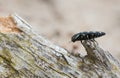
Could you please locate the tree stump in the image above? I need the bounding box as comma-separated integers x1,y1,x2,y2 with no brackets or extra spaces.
0,14,120,78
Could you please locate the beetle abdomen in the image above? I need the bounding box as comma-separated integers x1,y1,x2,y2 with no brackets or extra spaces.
71,31,105,42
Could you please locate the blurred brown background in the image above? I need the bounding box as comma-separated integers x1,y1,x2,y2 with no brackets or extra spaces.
0,0,120,60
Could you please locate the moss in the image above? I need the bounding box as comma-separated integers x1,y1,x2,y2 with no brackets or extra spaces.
0,48,12,63
0,49,20,77
77,61,83,68
0,57,4,63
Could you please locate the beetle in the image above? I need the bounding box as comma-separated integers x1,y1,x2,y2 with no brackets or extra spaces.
71,31,105,42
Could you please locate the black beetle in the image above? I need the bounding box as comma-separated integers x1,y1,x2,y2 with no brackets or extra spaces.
71,31,105,42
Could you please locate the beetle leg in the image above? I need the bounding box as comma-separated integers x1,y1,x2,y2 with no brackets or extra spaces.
92,39,98,47
93,39,98,45
81,40,84,45
88,39,93,45
89,39,97,47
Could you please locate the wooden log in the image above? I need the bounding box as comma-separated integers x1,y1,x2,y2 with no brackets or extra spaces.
0,14,119,78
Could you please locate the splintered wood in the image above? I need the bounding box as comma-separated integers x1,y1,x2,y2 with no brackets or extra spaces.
0,16,21,33
0,14,120,78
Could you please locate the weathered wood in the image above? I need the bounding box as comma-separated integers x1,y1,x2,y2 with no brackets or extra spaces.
0,14,119,78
